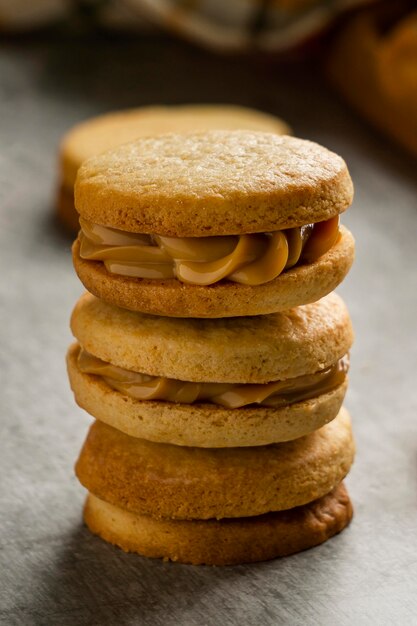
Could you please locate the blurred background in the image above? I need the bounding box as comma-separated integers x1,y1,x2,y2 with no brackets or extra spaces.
2,0,417,155
1,1,417,624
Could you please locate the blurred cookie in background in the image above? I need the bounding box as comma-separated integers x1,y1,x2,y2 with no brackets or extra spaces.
328,2,417,157
57,104,290,233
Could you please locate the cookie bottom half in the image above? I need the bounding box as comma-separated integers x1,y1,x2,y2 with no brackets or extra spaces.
75,409,354,520
67,344,348,447
84,483,352,566
72,226,354,318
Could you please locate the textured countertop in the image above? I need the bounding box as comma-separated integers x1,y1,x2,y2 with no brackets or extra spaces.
1,33,416,626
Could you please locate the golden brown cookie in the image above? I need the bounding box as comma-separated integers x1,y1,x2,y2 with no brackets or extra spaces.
70,292,353,383
67,344,348,447
58,105,290,233
83,483,353,565
75,132,352,236
72,226,354,317
68,291,353,446
72,130,354,316
61,105,291,191
75,408,354,520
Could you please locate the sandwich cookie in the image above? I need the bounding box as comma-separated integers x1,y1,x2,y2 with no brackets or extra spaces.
58,105,290,232
75,407,355,520
83,483,353,566
68,292,353,447
73,131,355,317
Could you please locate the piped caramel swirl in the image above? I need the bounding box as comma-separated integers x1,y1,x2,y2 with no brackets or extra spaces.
77,348,348,409
79,216,340,286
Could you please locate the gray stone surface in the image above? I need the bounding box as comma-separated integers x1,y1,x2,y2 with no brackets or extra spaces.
1,34,416,626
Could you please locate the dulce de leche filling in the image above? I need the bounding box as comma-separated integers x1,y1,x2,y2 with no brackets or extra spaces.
77,347,348,409
78,215,341,286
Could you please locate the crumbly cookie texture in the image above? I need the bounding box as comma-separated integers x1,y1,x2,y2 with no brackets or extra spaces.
75,408,354,520
70,291,353,384
72,225,354,319
74,131,353,236
83,483,353,566
67,344,347,447
60,105,291,189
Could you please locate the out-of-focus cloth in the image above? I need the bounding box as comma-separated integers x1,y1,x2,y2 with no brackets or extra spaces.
1,0,376,52
0,0,68,30
125,0,377,51
328,3,417,157
0,0,152,32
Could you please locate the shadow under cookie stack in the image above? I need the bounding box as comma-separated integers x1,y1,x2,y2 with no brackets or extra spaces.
67,130,356,565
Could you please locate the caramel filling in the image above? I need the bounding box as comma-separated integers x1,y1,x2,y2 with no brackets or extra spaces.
78,216,340,286
77,348,348,409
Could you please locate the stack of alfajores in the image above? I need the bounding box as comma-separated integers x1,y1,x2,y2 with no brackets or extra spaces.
67,131,356,565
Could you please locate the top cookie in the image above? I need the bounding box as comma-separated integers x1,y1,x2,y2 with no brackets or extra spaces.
75,131,353,237
60,105,290,190
70,291,352,383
